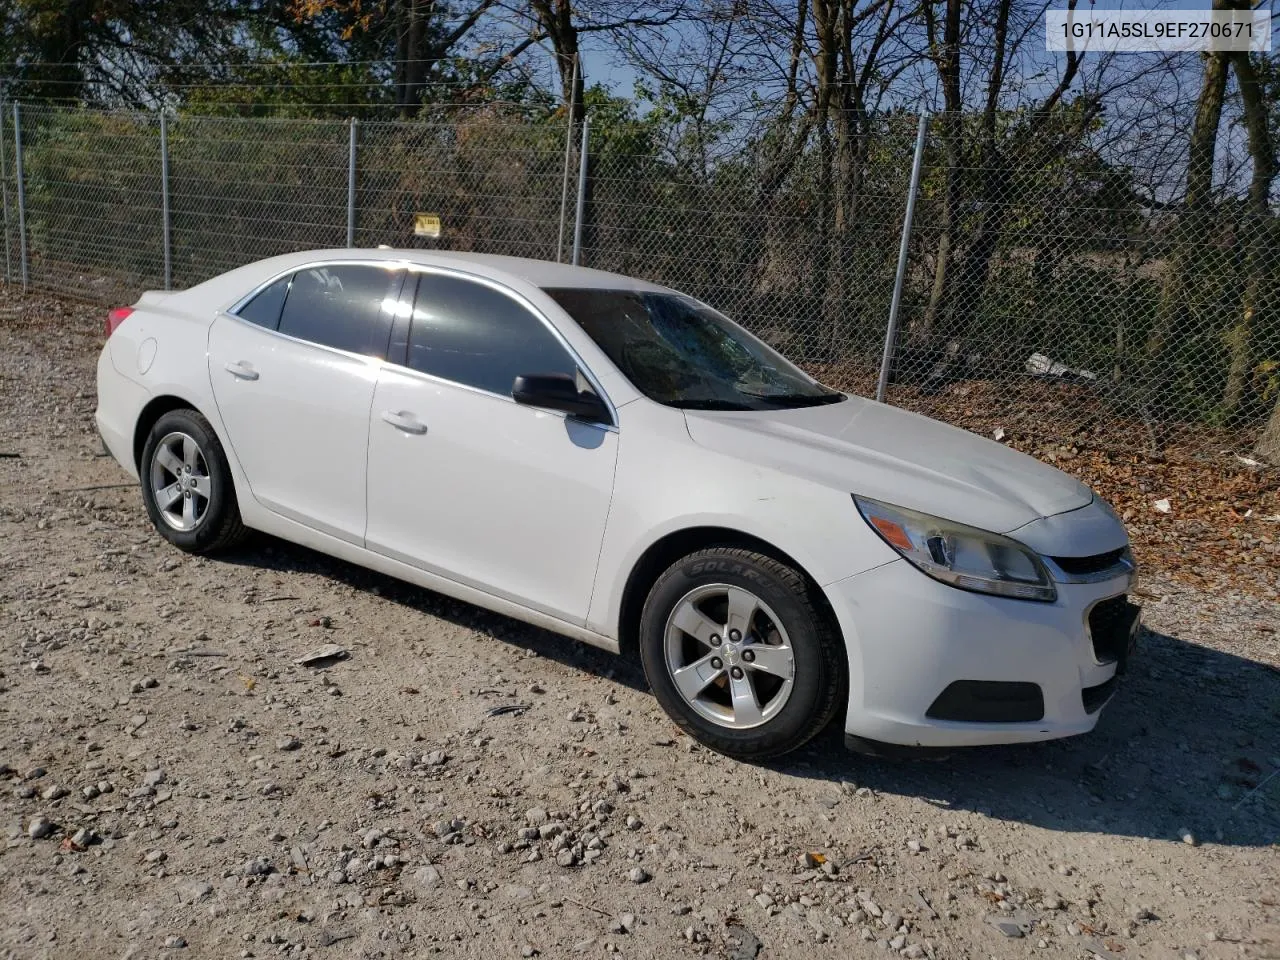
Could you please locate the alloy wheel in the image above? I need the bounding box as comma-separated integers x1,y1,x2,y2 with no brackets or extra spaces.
663,583,796,729
149,431,212,532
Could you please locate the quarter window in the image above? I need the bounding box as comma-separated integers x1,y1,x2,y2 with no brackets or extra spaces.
235,275,290,329
405,273,577,396
276,264,402,358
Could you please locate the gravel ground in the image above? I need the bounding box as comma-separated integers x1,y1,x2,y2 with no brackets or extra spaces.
1,287,1278,960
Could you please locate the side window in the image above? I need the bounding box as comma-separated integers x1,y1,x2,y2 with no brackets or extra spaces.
405,273,578,395
236,275,291,329
277,264,402,358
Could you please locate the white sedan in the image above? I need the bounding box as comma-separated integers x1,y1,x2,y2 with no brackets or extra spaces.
95,249,1140,758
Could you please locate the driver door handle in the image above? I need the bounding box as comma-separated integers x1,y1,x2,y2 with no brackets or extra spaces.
224,361,259,381
381,410,428,435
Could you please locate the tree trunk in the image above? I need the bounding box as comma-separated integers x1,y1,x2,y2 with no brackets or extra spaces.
395,0,431,115
917,0,963,340
1224,51,1277,419
1258,397,1280,461
1147,49,1228,364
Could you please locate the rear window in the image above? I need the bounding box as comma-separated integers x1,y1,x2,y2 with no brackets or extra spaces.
236,275,290,329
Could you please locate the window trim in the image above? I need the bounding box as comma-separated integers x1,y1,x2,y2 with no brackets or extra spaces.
224,258,618,429
224,259,409,364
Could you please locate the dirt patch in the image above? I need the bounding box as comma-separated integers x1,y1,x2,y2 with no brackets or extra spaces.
1,285,1278,959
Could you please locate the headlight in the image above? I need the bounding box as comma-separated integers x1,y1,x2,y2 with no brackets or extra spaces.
854,496,1057,602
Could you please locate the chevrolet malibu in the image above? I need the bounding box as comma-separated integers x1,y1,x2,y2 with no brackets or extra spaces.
95,249,1140,759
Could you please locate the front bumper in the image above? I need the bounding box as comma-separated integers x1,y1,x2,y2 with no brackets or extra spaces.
827,558,1136,748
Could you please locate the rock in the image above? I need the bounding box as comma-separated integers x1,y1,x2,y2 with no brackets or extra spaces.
755,893,775,910
618,914,636,934
889,935,906,950
163,935,187,949
41,784,67,801
994,921,1024,938
295,644,349,667
1179,829,1198,846
363,828,385,849
628,866,650,884
525,807,549,827
144,769,167,788
70,828,95,847
1041,897,1065,911
625,815,642,831
240,857,273,877
81,785,100,801
1132,906,1156,921
902,946,925,958
906,839,923,854
277,736,301,751
145,849,168,863
414,865,442,890
180,881,213,904
860,899,882,918
882,911,902,932
27,816,53,840
521,947,539,958
556,849,577,867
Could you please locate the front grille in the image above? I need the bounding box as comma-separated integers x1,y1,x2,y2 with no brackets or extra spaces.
1088,594,1140,665
1051,547,1129,577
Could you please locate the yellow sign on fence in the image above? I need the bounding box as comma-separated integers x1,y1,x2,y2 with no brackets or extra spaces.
413,213,442,239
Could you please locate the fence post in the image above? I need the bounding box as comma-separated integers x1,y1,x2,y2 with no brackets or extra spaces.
571,113,590,267
160,113,172,290
0,90,11,284
347,119,358,248
556,58,579,263
875,113,928,404
12,101,27,292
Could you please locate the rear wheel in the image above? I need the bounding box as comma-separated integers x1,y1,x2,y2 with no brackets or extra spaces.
139,409,247,553
639,547,844,759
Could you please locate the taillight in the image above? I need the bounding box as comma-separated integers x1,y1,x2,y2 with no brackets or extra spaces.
106,307,134,338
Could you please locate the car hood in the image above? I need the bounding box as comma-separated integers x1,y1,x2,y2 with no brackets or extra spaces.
683,397,1094,534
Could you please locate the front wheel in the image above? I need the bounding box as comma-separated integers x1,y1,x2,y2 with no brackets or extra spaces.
638,547,845,759
139,408,247,553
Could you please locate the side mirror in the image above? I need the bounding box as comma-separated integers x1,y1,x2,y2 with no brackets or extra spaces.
511,373,611,424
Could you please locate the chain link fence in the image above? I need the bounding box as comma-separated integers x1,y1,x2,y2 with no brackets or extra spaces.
0,100,1275,461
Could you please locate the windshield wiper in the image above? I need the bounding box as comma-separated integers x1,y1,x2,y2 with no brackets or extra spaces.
671,398,756,411
739,392,846,408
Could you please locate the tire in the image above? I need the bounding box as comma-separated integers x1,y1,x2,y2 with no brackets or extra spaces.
638,547,845,759
139,408,248,554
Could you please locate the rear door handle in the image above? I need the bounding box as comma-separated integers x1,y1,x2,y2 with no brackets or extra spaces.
224,361,259,381
381,410,428,435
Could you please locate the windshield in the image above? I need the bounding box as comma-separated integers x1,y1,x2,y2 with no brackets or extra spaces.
544,288,844,411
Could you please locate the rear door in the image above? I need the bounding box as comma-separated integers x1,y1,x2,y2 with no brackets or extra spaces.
208,262,405,543
364,270,618,623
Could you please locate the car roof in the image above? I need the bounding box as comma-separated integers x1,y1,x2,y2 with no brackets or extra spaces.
238,248,674,294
